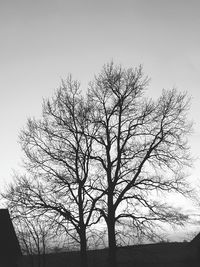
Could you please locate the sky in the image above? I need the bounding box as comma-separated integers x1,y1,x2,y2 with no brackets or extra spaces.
0,0,200,239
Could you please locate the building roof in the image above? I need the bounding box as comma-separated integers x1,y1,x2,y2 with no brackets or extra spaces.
191,232,200,246
0,209,22,261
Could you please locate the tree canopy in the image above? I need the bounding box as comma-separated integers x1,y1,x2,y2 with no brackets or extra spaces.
3,62,193,267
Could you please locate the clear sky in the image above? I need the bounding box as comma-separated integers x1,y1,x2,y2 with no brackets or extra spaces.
0,0,200,238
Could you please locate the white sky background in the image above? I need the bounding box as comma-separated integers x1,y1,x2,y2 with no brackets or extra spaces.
0,0,200,239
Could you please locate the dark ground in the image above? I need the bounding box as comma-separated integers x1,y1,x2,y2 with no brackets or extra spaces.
21,242,200,267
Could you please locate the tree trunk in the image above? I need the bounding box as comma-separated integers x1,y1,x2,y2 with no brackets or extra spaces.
80,228,88,267
42,241,46,267
37,247,41,267
78,185,88,267
107,204,117,267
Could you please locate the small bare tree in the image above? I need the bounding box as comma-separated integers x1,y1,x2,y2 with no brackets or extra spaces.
13,214,55,267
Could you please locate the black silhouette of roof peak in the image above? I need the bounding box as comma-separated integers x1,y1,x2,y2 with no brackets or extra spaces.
191,232,200,246
0,208,22,259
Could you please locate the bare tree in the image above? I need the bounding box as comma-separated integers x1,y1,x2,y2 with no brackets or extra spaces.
87,62,192,266
2,62,193,267
12,213,55,267
3,77,101,267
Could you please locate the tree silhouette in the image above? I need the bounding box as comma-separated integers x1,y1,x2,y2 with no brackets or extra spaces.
3,62,193,267
4,78,102,267
87,62,192,266
12,213,55,267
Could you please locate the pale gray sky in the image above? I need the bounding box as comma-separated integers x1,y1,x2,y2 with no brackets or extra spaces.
0,0,200,231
